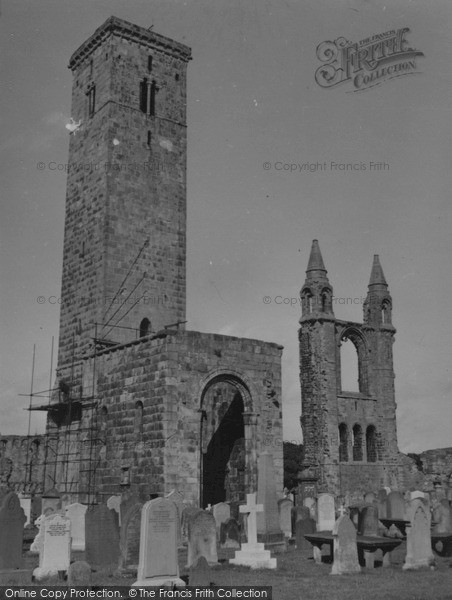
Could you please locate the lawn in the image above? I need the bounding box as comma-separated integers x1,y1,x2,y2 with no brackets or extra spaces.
6,541,452,600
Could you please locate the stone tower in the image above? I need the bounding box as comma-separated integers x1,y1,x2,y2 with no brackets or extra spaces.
57,16,191,373
43,17,283,504
299,240,401,498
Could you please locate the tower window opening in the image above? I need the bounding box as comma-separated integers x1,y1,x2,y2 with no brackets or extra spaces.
89,59,93,76
382,300,391,324
86,85,96,117
139,78,148,113
147,56,153,72
175,73,180,81
134,401,144,436
147,131,152,147
339,423,348,462
139,317,151,337
352,424,363,461
366,425,377,462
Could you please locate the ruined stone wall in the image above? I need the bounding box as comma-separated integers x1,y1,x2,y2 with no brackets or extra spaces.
78,329,283,505
0,435,45,494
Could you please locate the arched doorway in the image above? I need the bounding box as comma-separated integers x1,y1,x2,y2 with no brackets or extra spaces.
199,374,255,508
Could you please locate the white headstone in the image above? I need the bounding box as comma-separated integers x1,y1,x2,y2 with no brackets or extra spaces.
331,514,361,575
132,497,185,588
403,498,435,570
19,496,32,526
65,503,87,551
229,493,276,569
317,493,336,531
303,496,317,520
33,513,71,581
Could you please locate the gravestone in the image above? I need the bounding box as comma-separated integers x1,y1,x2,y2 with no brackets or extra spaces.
181,506,202,545
317,493,335,531
295,517,316,558
303,497,317,521
0,492,26,570
67,561,92,587
212,502,230,537
85,504,120,571
364,492,376,504
358,505,379,536
132,497,185,587
189,556,211,587
292,505,310,535
19,496,32,526
410,490,426,500
256,452,285,550
220,518,241,549
278,498,293,538
432,499,452,534
165,491,185,545
187,510,218,568
229,493,276,569
65,503,87,551
119,502,143,572
358,505,380,568
330,515,361,575
377,489,388,519
41,488,61,515
33,513,71,581
107,496,122,526
387,491,406,520
403,498,435,570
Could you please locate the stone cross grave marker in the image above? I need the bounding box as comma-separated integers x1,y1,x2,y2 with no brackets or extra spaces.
33,513,71,581
330,514,361,575
278,498,293,538
132,497,185,588
65,502,87,551
85,504,120,571
187,510,218,568
403,498,435,570
317,493,336,531
0,491,26,570
229,493,276,569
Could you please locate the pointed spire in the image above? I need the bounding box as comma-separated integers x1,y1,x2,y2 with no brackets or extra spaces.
306,239,326,274
368,255,387,287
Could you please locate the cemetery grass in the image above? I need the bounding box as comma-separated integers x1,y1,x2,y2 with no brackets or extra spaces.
20,542,452,600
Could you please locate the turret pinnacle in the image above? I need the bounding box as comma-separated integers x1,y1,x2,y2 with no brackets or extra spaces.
300,240,334,318
368,255,387,287
306,239,327,274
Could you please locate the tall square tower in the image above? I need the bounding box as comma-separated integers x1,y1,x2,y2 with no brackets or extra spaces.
57,17,191,371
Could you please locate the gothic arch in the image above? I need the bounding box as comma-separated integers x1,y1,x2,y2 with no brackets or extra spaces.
338,326,370,395
198,369,258,507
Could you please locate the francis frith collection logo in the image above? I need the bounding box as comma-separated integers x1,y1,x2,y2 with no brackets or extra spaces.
315,27,424,92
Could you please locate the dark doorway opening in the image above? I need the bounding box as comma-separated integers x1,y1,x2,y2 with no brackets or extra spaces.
202,391,244,507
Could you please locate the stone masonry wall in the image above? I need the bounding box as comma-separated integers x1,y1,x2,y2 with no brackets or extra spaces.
79,329,283,505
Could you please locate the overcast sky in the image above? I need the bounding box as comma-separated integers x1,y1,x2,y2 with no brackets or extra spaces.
1,0,451,454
